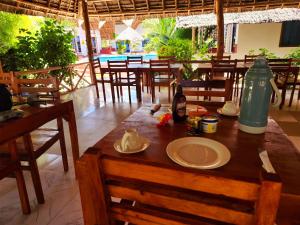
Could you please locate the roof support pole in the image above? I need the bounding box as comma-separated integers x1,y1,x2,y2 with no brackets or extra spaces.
192,27,196,52
82,0,99,98
215,0,224,59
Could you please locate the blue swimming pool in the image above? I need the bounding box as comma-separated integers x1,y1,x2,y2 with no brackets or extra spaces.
96,53,157,63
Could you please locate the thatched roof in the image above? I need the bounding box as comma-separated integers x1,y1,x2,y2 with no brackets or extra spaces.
176,8,300,27
0,0,299,21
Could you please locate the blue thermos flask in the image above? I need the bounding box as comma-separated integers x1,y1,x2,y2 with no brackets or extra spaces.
238,57,281,134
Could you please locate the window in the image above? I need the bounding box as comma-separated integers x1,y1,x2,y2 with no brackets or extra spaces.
280,21,300,47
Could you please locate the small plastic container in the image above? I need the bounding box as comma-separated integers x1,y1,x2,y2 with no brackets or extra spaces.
201,116,218,133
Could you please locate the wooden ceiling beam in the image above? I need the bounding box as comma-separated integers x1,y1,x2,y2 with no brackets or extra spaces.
105,1,110,12
58,0,62,9
67,0,72,12
11,0,76,14
0,2,74,18
132,0,136,11
87,0,300,17
117,0,122,11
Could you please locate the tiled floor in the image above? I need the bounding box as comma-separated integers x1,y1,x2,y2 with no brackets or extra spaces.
0,85,299,225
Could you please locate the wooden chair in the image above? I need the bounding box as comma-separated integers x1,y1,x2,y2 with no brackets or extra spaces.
211,55,231,60
127,55,143,64
158,55,176,62
268,58,292,109
211,59,237,80
0,141,31,214
180,79,233,106
244,55,260,64
107,60,138,104
0,73,68,204
210,59,237,99
77,148,282,225
149,59,175,103
127,56,148,93
289,74,300,106
92,58,110,102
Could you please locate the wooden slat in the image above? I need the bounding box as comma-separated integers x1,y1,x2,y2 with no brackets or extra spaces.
183,90,227,97
102,158,260,201
20,87,57,93
255,174,282,225
108,185,254,224
17,78,55,85
111,204,218,225
76,156,110,225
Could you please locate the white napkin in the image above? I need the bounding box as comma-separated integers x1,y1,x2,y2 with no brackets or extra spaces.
259,150,276,174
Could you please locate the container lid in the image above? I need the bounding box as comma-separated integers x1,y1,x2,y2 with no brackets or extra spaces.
202,115,218,122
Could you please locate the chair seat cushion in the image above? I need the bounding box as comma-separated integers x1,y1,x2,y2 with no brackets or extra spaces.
0,129,59,156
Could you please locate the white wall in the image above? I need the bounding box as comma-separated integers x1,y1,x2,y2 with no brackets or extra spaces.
232,23,298,59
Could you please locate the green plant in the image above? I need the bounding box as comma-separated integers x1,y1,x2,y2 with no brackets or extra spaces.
195,38,216,60
285,47,300,65
0,12,42,55
0,20,76,79
247,48,278,59
116,41,126,54
158,39,192,60
143,18,177,52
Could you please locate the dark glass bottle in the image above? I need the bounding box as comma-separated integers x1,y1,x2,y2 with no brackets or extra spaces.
172,84,186,122
0,84,12,112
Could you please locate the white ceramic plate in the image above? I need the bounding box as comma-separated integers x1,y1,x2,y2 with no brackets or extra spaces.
166,137,231,169
114,136,150,154
217,108,239,116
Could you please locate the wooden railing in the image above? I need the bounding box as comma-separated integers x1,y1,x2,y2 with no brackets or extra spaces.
14,62,93,94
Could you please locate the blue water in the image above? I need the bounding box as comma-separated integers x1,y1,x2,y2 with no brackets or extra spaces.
96,53,157,63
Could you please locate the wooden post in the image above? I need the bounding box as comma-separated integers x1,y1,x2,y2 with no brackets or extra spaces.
82,0,99,98
215,0,224,59
192,27,196,52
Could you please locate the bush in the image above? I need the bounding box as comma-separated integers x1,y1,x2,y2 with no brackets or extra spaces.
116,41,126,54
247,48,278,59
0,20,76,79
158,39,193,61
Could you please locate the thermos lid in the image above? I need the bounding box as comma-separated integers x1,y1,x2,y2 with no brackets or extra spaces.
252,56,268,68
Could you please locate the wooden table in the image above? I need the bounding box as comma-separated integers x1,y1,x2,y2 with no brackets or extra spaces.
81,105,300,224
100,63,182,102
0,100,79,172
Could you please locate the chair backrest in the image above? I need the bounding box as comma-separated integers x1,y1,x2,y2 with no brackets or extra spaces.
149,59,171,74
268,59,292,86
77,149,282,225
0,71,18,94
0,61,3,74
92,58,102,72
244,55,260,63
14,75,60,103
107,60,128,76
211,59,237,79
127,55,143,64
211,55,231,60
181,79,233,106
268,58,292,69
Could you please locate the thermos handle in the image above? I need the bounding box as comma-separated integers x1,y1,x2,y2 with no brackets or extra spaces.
270,78,282,107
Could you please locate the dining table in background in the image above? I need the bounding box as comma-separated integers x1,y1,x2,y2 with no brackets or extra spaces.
78,105,300,224
0,100,80,174
99,62,183,102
